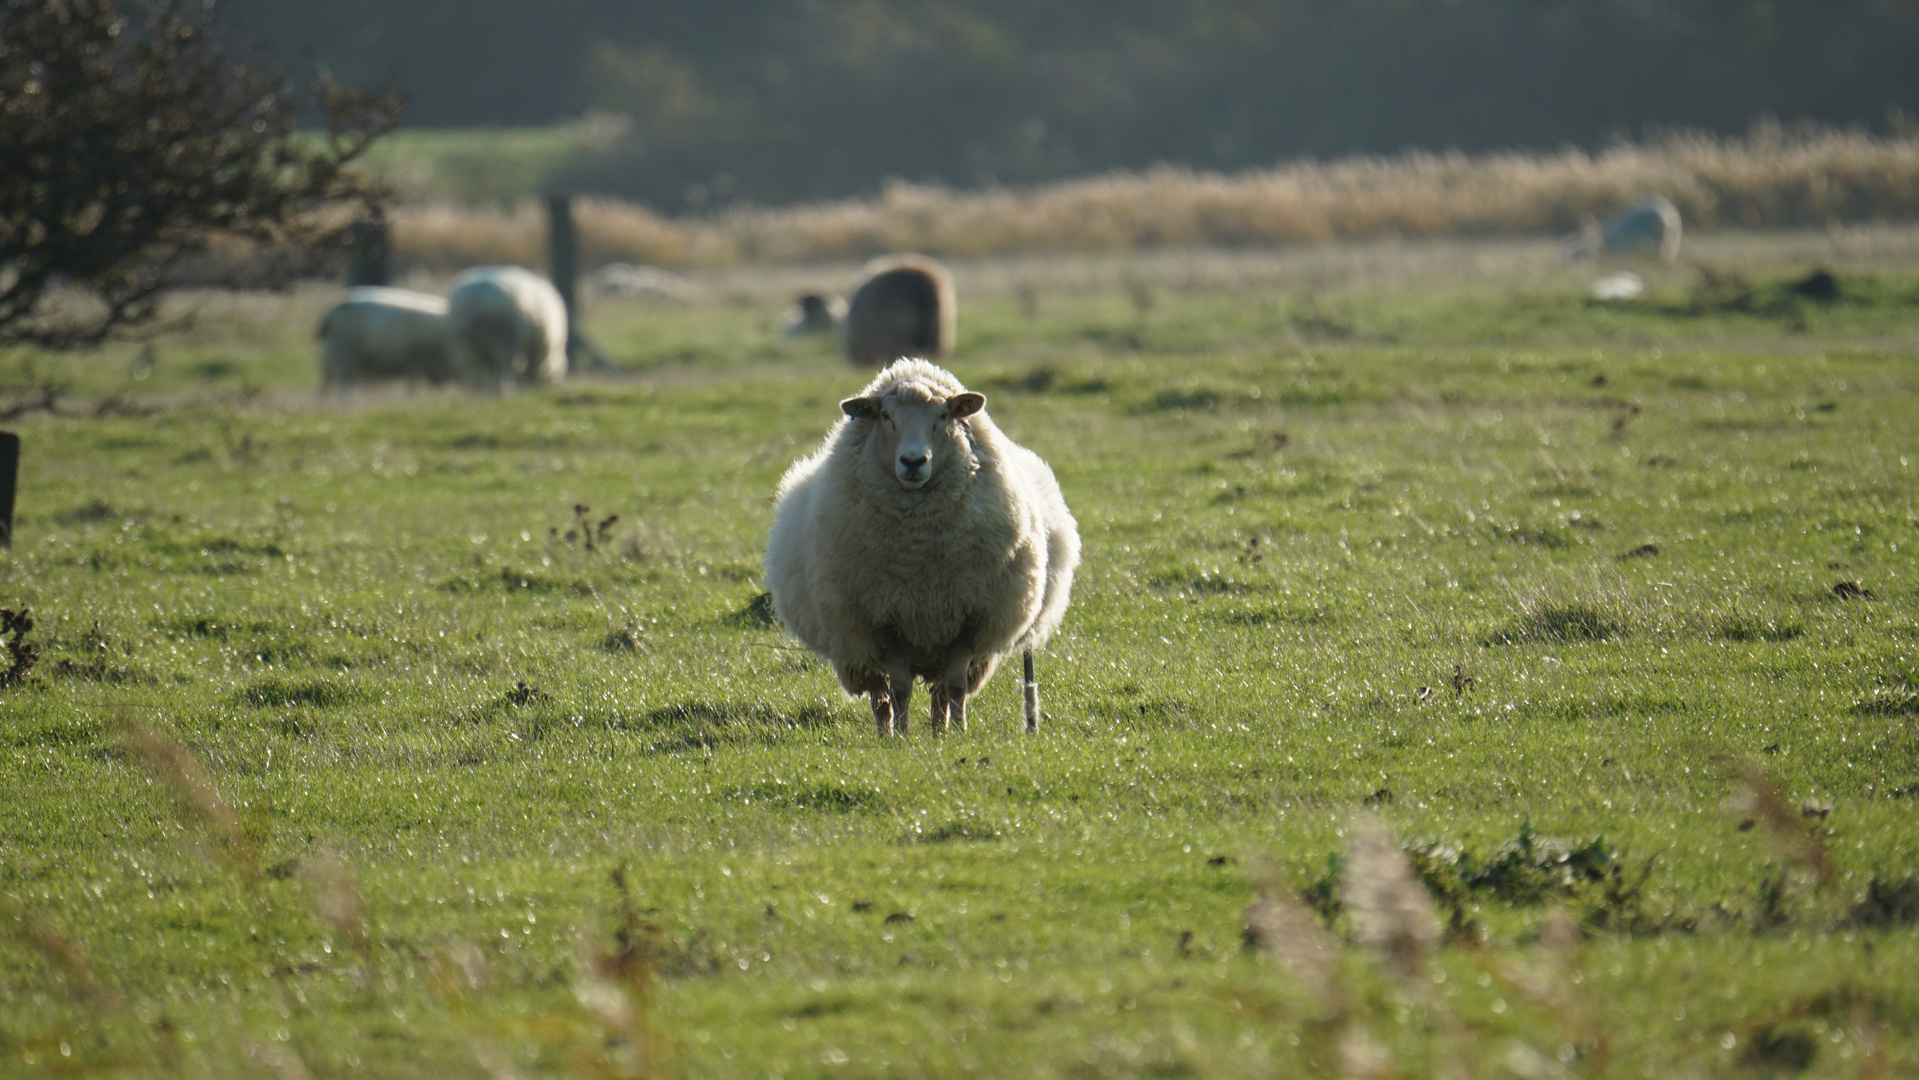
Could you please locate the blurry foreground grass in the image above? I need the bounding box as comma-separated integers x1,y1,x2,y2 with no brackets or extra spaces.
0,235,1916,1077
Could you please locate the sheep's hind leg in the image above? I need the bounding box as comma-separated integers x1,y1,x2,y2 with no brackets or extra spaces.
927,684,950,734
1022,649,1040,733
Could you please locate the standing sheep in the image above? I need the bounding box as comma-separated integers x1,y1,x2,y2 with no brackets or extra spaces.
445,266,569,391
765,358,1079,736
842,255,956,367
316,287,454,391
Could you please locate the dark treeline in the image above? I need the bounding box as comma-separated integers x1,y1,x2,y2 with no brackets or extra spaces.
218,0,1919,211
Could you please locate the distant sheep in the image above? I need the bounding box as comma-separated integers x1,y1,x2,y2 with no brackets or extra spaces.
782,292,846,340
1566,196,1683,262
765,358,1079,736
316,287,454,391
590,262,695,303
445,266,569,391
843,255,956,367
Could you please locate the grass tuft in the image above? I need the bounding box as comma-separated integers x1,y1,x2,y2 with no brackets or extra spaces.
1484,602,1621,645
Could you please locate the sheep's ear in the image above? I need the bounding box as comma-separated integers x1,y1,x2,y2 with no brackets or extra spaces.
949,392,985,418
840,396,877,419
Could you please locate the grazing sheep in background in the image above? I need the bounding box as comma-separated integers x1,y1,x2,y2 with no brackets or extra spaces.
843,255,956,367
782,292,846,340
445,266,569,391
590,262,695,303
316,287,454,392
765,358,1079,736
1565,196,1683,262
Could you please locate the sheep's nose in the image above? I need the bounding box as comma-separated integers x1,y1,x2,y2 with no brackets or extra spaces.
899,452,929,471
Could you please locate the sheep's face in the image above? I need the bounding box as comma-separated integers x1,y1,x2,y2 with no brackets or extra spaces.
841,389,985,490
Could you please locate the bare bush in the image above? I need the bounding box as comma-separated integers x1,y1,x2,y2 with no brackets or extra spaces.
0,0,402,347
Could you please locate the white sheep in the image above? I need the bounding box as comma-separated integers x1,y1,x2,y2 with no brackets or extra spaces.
445,266,569,391
765,358,1079,736
315,287,454,391
842,255,956,367
1565,196,1683,262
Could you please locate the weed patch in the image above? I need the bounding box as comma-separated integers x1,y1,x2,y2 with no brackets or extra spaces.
729,782,885,813
1847,873,1919,927
1484,603,1621,645
233,677,360,709
724,591,778,628
1715,614,1804,643
0,608,41,688
908,818,1005,844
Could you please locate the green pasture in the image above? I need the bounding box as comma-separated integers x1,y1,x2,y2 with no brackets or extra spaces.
1,243,1917,1078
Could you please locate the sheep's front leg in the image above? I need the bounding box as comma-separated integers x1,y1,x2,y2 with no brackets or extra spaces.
885,657,915,737
869,690,895,738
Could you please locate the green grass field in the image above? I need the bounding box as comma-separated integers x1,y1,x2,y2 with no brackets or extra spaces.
2,235,1917,1078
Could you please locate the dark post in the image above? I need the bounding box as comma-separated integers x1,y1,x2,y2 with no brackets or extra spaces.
545,194,609,371
0,431,18,548
546,194,580,363
344,215,391,287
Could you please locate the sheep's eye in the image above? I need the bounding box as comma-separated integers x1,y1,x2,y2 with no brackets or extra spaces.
880,411,891,423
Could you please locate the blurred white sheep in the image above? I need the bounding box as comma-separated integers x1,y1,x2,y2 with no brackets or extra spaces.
315,287,454,392
445,266,568,391
1565,196,1683,262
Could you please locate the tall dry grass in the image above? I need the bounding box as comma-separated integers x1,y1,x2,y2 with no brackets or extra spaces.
389,124,1919,272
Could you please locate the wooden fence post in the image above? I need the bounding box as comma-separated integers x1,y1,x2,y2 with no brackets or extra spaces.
0,431,18,548
545,194,610,371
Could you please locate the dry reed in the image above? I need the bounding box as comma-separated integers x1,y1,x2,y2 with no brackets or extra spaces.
1342,815,1441,983
1714,754,1834,887
120,716,255,875
387,126,1919,272
1,894,118,1007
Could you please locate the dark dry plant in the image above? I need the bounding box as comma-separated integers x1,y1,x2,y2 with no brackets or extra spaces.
552,503,622,552
0,606,39,687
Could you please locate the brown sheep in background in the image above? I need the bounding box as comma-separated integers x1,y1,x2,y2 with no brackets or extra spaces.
843,254,956,367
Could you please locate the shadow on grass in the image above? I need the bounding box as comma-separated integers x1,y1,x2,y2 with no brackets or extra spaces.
904,817,1005,844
